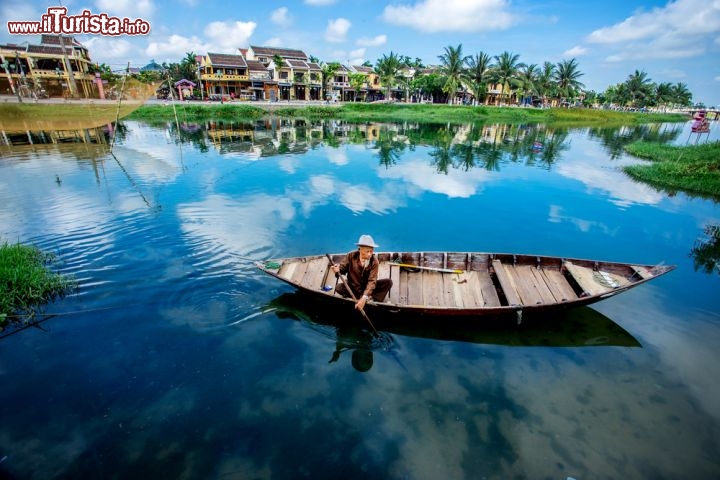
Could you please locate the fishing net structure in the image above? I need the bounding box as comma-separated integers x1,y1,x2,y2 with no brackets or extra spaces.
0,75,160,133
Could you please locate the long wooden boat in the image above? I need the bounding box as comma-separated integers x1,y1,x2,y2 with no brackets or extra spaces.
256,252,675,320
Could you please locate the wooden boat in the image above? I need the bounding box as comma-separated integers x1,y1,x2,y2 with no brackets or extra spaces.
256,252,675,320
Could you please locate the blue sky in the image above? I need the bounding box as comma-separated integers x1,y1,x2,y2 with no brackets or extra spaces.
2,0,719,105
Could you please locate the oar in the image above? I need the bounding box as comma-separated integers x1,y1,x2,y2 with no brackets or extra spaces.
392,263,464,274
325,253,379,337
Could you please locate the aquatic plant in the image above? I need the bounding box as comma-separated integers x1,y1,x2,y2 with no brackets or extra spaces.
0,241,77,326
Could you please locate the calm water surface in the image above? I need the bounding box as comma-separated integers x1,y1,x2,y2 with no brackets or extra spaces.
1,117,719,479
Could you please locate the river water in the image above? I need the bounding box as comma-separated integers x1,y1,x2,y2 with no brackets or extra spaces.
0,117,718,479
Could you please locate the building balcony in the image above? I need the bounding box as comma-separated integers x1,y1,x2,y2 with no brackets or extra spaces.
331,81,350,88
202,73,249,81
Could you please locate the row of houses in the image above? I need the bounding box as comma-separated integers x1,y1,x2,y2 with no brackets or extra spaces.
195,46,387,102
0,36,522,104
0,36,386,102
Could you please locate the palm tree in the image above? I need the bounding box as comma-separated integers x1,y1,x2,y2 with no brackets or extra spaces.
174,51,198,83
654,82,674,109
375,51,402,100
671,82,692,107
516,63,539,106
553,58,585,105
535,61,556,107
490,51,524,105
624,70,652,108
438,44,469,104
464,52,492,105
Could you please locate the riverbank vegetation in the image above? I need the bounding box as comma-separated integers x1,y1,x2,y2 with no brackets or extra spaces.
0,241,76,327
127,102,687,125
623,141,720,199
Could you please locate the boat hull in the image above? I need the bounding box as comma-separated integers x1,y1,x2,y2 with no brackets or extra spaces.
257,252,675,319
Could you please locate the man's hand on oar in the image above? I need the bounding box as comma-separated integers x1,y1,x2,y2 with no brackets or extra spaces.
326,253,379,336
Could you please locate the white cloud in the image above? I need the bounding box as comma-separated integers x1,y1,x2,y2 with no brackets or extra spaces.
146,34,212,59
264,37,283,47
379,158,491,198
204,20,256,50
304,0,335,5
658,68,687,80
562,45,588,58
84,36,138,60
585,0,720,61
325,18,351,43
587,0,720,44
357,34,387,47
348,48,366,65
271,7,293,26
326,149,348,166
382,0,514,33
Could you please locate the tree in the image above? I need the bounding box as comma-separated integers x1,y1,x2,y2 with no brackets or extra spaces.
321,61,340,100
654,82,674,109
516,63,539,105
177,51,198,81
375,52,402,100
349,72,366,101
412,73,444,103
490,51,524,105
624,70,653,107
535,61,556,107
438,44,469,105
671,82,692,107
553,58,585,104
464,52,492,105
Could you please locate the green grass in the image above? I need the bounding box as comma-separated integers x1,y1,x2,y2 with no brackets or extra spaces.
623,141,720,199
128,102,687,125
128,103,267,121
0,241,77,326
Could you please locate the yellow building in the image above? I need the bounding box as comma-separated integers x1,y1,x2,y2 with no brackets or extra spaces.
0,34,96,99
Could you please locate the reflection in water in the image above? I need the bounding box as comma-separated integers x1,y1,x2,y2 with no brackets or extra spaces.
2,118,687,175
691,223,720,275
1,116,719,479
587,123,683,159
268,291,641,355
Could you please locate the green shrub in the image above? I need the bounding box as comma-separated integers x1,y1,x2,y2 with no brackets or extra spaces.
0,241,77,325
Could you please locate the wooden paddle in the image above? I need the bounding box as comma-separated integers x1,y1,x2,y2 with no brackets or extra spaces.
392,263,464,274
325,253,379,337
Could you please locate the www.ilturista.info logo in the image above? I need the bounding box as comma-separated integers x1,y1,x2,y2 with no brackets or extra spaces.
7,7,151,36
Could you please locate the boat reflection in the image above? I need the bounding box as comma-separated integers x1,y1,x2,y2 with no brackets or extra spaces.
267,291,642,355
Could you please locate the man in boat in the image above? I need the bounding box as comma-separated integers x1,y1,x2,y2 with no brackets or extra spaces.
330,234,393,309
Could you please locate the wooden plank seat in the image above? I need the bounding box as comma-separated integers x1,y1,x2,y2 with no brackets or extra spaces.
539,268,578,302
491,259,523,306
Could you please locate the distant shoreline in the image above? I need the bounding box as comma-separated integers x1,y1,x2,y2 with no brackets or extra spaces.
0,95,690,131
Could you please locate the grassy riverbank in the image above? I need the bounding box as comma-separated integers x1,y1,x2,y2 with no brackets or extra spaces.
0,241,76,326
0,101,687,131
623,141,720,199
128,102,687,125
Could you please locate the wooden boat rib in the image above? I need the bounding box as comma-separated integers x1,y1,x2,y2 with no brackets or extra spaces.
256,252,675,318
